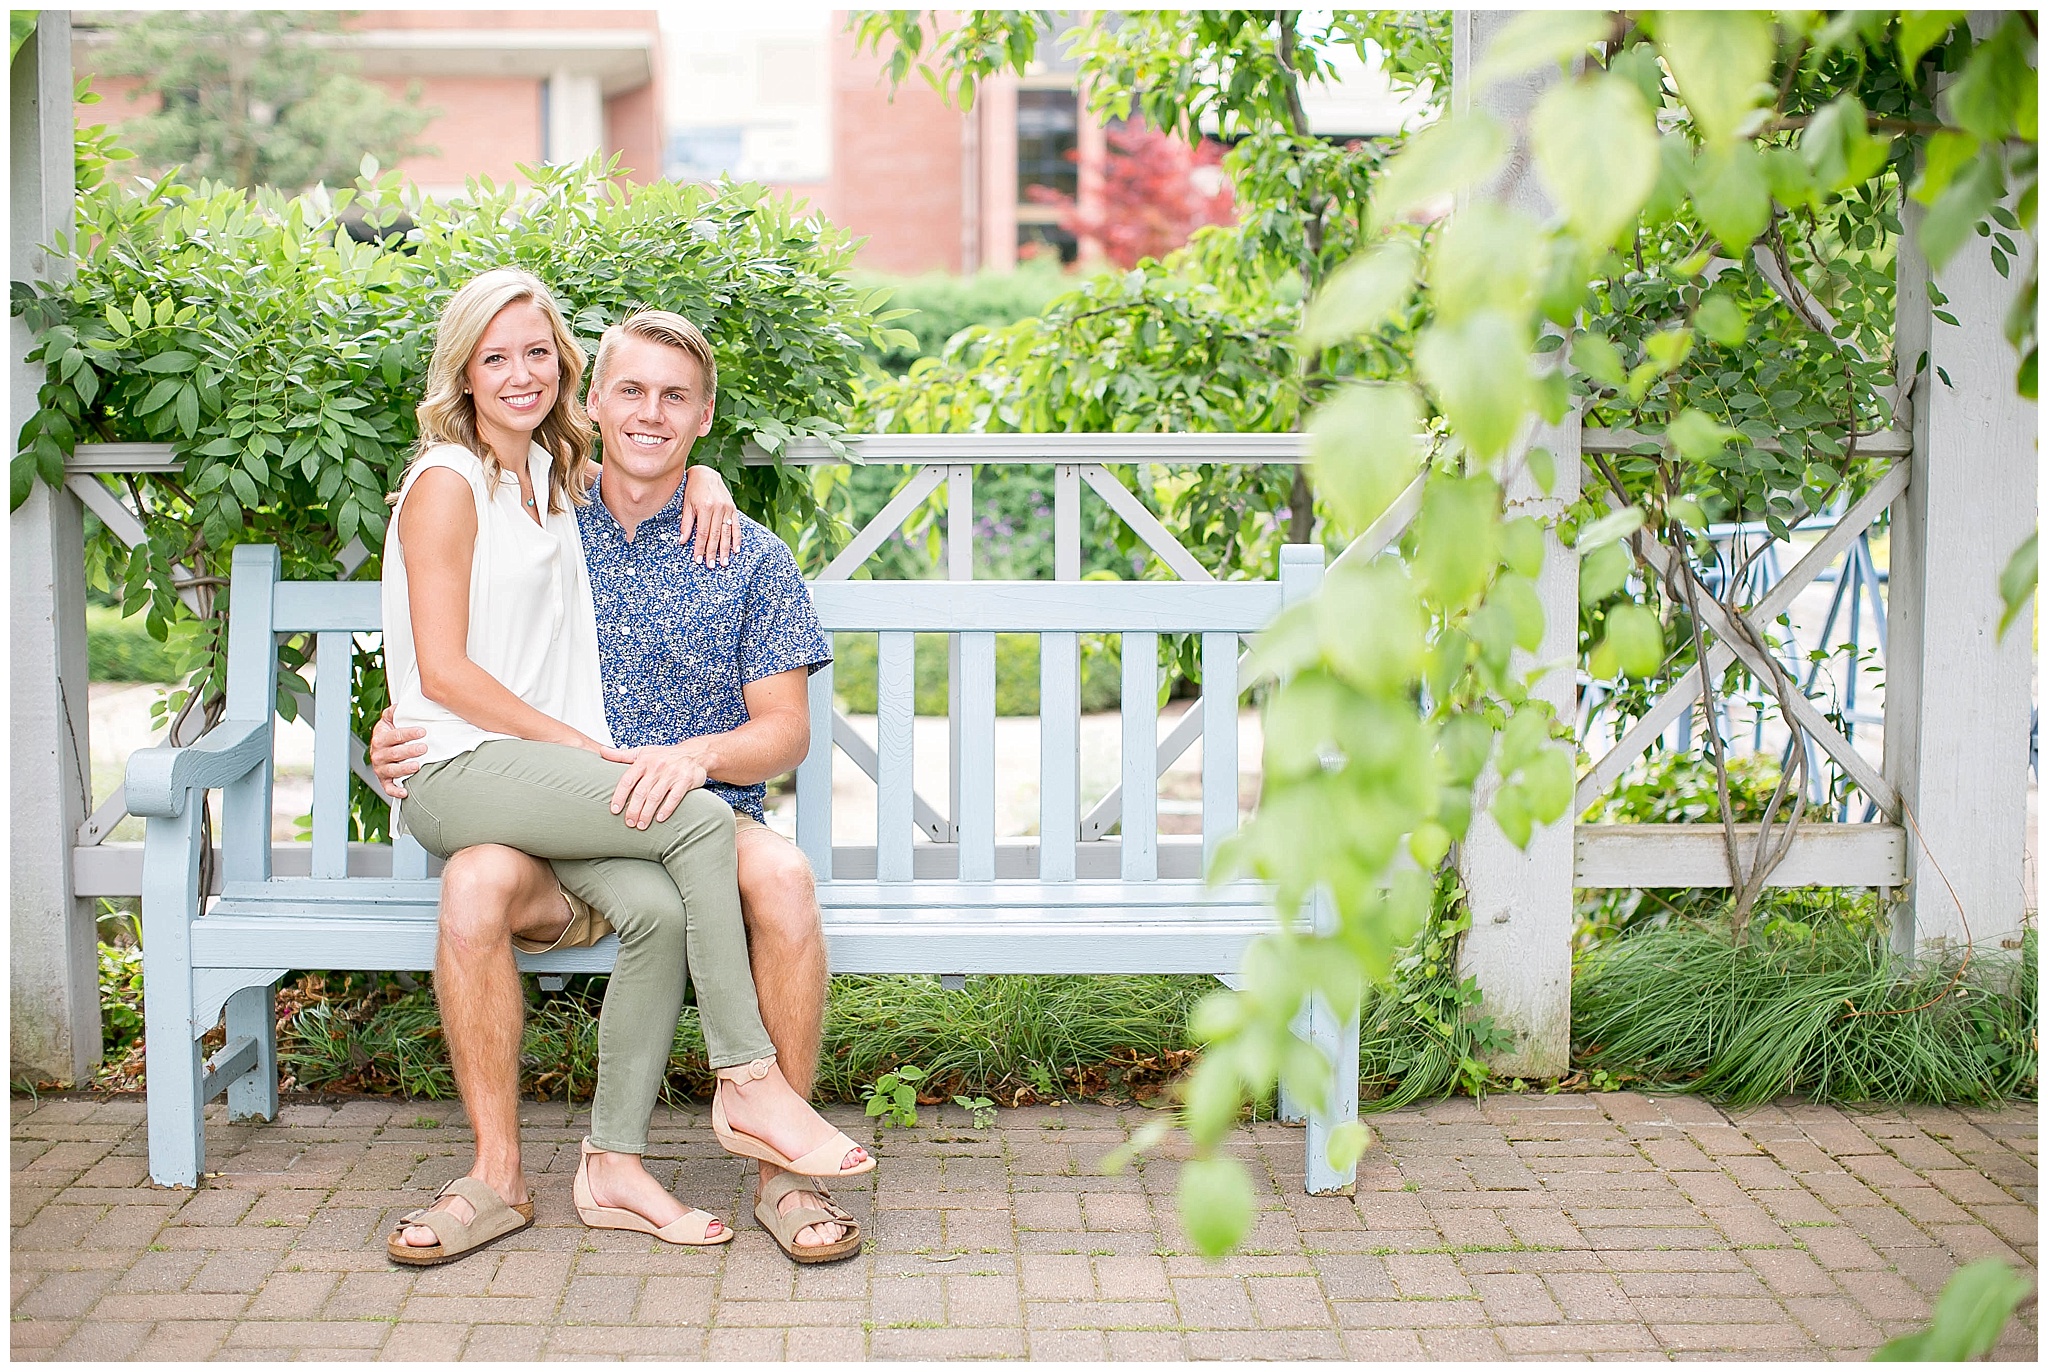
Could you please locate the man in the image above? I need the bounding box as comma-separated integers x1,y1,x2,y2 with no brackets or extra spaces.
374,310,851,1262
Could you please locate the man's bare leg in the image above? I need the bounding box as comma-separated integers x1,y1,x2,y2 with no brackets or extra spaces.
402,846,569,1248
735,825,842,1248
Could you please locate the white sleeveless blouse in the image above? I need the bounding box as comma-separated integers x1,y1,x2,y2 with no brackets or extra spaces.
382,441,613,766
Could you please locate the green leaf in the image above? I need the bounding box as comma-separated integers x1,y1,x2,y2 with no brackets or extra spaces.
1430,204,1545,324
1602,603,1666,677
10,11,36,65
1576,506,1644,552
1520,747,1574,825
1944,16,2037,145
1318,559,1425,692
137,377,183,414
1491,572,1546,652
1573,333,1626,390
1415,475,1502,609
1997,531,2036,639
1475,10,1612,83
1653,9,1776,145
1177,1155,1255,1258
1918,149,2004,269
1580,540,1633,606
1897,11,1962,78
1304,241,1418,349
1667,408,1738,460
1370,112,1509,231
1415,311,1533,461
138,351,198,373
1533,74,1660,245
1308,383,1423,532
1408,820,1451,870
1644,327,1695,373
1911,128,1981,205
1694,292,1749,348
1873,1259,2033,1361
1801,95,1891,194
1501,516,1545,580
1690,141,1771,254
1323,1120,1373,1172
1490,783,1534,847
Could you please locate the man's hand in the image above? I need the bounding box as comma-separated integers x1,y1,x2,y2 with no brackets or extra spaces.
369,706,429,799
601,741,714,829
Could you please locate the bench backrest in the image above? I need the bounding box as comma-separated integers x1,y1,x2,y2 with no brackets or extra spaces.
226,541,1324,890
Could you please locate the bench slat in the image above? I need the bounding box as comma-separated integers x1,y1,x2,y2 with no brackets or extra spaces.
810,580,1283,632
876,633,915,882
1202,632,1239,872
223,546,281,881
311,631,353,879
797,661,834,879
187,912,1283,977
1039,631,1079,881
958,632,997,881
1121,631,1159,880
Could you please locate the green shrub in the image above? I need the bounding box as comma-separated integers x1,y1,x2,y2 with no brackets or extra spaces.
86,603,188,682
830,631,1122,716
855,262,1073,375
17,150,905,843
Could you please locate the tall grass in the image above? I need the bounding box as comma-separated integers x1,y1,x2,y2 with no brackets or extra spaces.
1574,924,2037,1108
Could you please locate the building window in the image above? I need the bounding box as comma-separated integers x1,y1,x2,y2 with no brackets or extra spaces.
1015,88,1078,202
1016,87,1079,263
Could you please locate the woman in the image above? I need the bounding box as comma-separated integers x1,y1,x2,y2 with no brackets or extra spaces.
381,268,868,1263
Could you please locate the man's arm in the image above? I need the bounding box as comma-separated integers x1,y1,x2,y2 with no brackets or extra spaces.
601,667,812,828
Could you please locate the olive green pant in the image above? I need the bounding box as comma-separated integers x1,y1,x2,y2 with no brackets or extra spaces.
403,739,774,1154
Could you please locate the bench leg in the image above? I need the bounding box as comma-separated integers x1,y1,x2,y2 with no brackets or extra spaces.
1303,986,1360,1196
1303,891,1359,1196
224,981,279,1123
141,803,207,1188
1276,1002,1311,1124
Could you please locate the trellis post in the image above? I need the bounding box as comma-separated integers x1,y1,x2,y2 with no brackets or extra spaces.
1448,11,1580,1076
10,11,100,1084
1886,48,2037,958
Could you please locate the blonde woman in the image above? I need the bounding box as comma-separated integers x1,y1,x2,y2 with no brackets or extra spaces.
381,269,869,1267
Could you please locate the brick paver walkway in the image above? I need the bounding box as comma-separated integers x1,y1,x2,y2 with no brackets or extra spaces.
11,1091,2037,1361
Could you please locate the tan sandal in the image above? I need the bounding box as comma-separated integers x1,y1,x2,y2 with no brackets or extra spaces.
386,1176,534,1267
712,1056,875,1178
572,1140,732,1246
755,1171,863,1265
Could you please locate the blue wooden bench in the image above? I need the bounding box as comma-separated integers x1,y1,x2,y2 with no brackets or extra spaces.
130,541,1357,1193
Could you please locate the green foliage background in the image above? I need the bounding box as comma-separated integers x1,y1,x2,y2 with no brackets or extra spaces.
15,152,906,835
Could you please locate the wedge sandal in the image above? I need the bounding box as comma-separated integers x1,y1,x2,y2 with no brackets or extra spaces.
712,1056,875,1178
755,1171,863,1265
386,1176,534,1267
572,1140,733,1246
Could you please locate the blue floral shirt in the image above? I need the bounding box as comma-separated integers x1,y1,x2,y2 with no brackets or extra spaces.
577,471,831,819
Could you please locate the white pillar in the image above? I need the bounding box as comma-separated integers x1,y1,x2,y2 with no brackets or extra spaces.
11,12,99,1084
1449,12,1580,1076
1885,72,2037,956
545,69,604,165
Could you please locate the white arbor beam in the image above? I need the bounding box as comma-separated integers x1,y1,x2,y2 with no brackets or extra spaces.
1886,136,2037,955
11,12,99,1084
1449,12,1580,1078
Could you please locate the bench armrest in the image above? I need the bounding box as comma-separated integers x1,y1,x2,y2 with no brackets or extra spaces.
125,717,272,819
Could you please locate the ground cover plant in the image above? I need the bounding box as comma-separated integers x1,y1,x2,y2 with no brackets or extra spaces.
1575,922,2038,1109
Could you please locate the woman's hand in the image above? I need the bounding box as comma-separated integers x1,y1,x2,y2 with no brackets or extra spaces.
679,462,740,567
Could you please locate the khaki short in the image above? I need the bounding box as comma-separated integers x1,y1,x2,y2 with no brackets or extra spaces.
511,811,767,954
